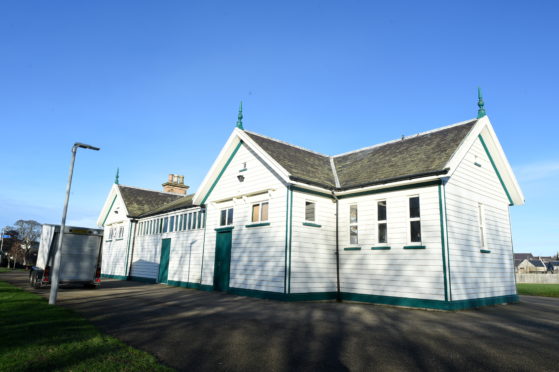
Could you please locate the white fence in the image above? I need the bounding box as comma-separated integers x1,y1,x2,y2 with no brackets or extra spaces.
516,274,559,284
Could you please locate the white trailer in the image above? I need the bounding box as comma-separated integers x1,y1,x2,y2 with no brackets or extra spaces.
29,224,104,288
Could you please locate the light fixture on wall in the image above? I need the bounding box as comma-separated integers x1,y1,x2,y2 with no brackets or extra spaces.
237,175,245,182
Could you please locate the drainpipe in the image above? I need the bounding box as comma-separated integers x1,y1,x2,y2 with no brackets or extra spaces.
332,191,341,302
126,219,138,279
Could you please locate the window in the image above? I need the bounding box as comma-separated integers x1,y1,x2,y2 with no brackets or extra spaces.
252,201,269,222
118,226,124,239
305,201,316,222
349,205,358,244
409,196,421,243
108,227,114,240
478,203,486,248
169,216,175,232
200,210,206,228
377,200,387,243
192,212,198,229
220,207,234,226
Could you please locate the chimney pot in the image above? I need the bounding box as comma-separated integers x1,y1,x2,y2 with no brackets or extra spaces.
168,174,173,182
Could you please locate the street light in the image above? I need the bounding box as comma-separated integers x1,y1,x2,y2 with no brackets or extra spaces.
49,142,100,305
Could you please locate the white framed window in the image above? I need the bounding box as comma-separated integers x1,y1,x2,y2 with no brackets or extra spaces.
478,203,486,248
220,207,234,226
409,196,421,243
108,227,114,240
252,201,269,222
349,204,358,244
305,201,316,222
169,216,175,232
117,226,124,239
377,200,387,243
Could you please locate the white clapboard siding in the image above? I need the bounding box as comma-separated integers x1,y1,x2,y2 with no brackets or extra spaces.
202,143,287,292
289,191,337,293
101,195,131,277
445,137,516,301
338,185,445,301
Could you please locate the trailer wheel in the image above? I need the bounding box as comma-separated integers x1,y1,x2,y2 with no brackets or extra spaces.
84,283,98,289
30,271,41,289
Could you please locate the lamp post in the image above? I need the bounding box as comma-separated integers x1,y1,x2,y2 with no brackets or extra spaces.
49,142,100,305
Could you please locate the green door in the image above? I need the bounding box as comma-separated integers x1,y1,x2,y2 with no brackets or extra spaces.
158,238,171,283
214,230,232,291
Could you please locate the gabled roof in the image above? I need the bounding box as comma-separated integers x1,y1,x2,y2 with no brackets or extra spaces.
138,194,196,218
529,259,546,268
118,185,184,218
244,120,476,190
514,253,534,260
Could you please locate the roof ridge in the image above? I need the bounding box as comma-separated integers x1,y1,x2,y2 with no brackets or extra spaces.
330,157,341,188
118,184,184,197
245,130,330,157
333,118,478,158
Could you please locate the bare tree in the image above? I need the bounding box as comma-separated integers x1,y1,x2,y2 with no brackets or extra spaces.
13,220,41,266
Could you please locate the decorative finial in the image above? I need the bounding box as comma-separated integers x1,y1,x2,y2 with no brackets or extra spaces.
236,101,244,130
477,87,486,119
115,168,120,184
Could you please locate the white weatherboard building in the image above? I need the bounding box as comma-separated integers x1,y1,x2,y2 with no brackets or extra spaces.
97,102,524,310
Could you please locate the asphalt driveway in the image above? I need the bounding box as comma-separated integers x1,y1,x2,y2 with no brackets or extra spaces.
2,271,558,372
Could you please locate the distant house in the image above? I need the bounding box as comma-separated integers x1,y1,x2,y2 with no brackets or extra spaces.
517,259,547,274
546,261,559,273
514,253,533,270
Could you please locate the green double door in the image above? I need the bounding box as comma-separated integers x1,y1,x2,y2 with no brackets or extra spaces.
214,230,232,291
158,238,171,284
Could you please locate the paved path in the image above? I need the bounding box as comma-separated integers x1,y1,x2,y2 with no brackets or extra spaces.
2,271,559,371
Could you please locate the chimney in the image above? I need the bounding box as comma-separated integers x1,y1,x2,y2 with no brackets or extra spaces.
162,173,189,195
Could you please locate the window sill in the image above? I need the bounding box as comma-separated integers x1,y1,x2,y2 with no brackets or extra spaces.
480,249,491,254
115,238,124,241
403,245,426,249
344,247,361,251
105,240,112,242
371,246,391,250
215,226,234,232
302,222,322,228
245,222,271,228
474,162,482,167
239,168,247,172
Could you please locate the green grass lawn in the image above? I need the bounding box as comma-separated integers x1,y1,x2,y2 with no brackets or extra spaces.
517,283,559,298
0,281,173,372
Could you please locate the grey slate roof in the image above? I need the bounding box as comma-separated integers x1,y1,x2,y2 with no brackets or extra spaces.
245,120,476,190
138,194,196,218
118,185,184,218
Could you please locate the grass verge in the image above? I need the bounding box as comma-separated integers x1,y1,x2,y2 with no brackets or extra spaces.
517,283,559,298
0,281,173,371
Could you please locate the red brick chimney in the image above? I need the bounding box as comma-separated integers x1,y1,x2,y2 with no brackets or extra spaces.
162,174,189,195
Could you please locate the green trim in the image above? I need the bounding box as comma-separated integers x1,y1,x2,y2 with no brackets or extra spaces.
200,141,243,205
291,185,333,199
480,249,491,253
370,246,391,250
284,187,289,294
337,180,441,200
438,184,449,302
101,274,128,280
129,276,157,284
474,162,482,167
245,222,271,228
302,222,322,228
214,226,234,232
344,247,361,251
403,245,426,249
478,135,514,205
228,287,337,301
167,279,214,291
443,184,453,301
115,238,124,241
101,195,118,226
288,188,293,293
123,222,135,277
341,292,518,310
105,240,112,242
239,168,247,172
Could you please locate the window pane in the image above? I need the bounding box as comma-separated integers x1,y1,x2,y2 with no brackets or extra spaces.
261,202,269,221
378,223,387,243
378,201,386,221
350,205,358,223
200,210,206,228
409,197,420,218
252,204,260,222
197,211,202,228
227,208,234,225
410,221,421,242
192,212,198,229
169,216,175,232
305,201,315,222
350,225,358,244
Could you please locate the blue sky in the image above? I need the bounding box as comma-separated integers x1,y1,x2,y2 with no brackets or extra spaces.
0,1,557,256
